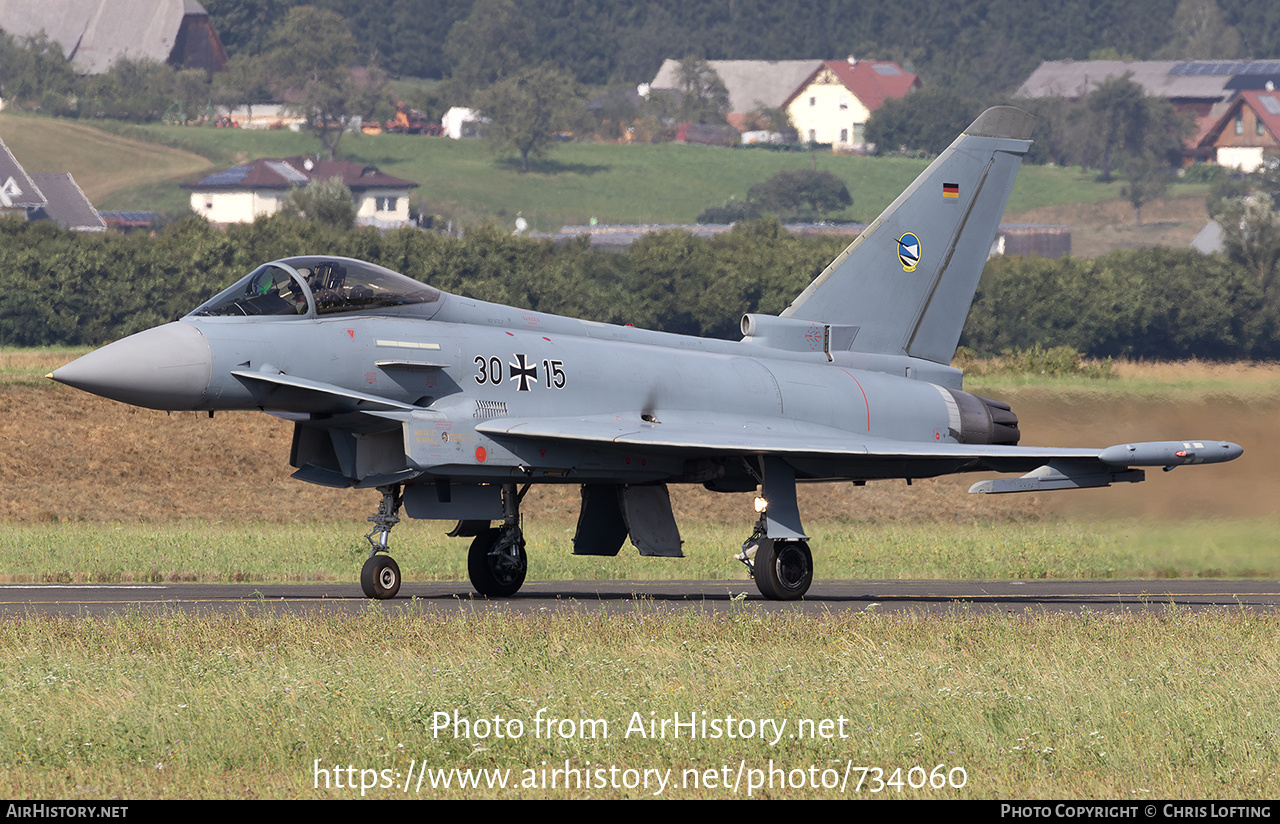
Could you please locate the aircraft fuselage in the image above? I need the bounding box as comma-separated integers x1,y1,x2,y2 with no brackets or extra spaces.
96,291,996,493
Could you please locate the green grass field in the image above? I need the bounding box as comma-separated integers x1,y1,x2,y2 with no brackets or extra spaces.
2,608,1278,798
3,517,1279,586
0,111,1189,232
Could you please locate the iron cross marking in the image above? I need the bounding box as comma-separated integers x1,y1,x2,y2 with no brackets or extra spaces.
508,353,537,391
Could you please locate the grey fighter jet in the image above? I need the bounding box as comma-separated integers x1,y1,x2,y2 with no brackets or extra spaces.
51,107,1242,600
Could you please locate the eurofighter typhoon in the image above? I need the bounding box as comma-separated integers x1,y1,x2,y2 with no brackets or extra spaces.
51,107,1242,600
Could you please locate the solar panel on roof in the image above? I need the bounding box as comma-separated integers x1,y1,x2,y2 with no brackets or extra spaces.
872,64,900,75
1170,59,1280,76
201,166,251,186
265,161,309,185
1260,94,1280,115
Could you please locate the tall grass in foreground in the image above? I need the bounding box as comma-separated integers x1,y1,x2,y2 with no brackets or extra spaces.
1,608,1276,799
3,518,1279,584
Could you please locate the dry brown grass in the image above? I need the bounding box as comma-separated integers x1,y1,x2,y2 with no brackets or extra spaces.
9,348,1269,525
0,386,360,522
1,382,1046,525
1006,194,1209,258
1110,358,1280,383
996,390,1278,520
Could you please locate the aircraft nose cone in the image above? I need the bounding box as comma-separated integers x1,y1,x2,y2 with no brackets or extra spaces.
50,322,212,410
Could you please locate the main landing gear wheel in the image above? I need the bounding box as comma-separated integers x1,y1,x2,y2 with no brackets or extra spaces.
468,527,527,597
361,554,401,599
753,539,812,601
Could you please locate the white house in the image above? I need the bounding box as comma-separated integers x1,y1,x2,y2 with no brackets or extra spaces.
783,58,919,148
184,157,419,227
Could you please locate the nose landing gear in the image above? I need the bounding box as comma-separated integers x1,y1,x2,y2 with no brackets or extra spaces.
361,485,403,599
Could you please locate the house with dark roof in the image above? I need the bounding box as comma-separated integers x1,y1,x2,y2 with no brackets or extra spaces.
27,173,107,231
184,157,419,228
783,58,920,149
0,139,105,231
0,0,226,75
0,140,46,220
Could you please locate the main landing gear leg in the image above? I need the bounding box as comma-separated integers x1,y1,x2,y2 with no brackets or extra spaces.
736,458,814,601
361,484,403,600
467,483,529,597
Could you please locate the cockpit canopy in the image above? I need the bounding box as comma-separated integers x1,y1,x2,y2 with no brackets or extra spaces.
189,256,441,318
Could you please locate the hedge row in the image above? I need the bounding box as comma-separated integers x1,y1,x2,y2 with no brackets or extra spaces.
2,215,1273,360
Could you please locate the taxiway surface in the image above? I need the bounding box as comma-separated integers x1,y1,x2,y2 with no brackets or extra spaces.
2,579,1278,617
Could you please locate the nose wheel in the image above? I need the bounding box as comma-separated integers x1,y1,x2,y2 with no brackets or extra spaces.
361,554,401,599
361,485,403,600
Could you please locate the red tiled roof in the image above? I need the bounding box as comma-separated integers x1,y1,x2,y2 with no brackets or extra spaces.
785,60,920,111
1196,90,1280,147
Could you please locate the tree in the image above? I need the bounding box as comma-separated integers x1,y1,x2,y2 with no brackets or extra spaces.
699,169,852,223
1086,75,1150,182
612,6,689,83
78,57,181,122
265,6,385,159
674,55,729,125
743,104,798,142
1217,193,1280,301
1078,74,1191,181
201,0,290,59
1205,172,1250,218
0,31,74,111
1120,152,1168,226
442,0,535,103
282,176,357,230
1156,0,1244,59
1247,156,1280,209
214,53,274,118
747,170,852,221
864,86,977,155
475,64,582,173
697,197,762,224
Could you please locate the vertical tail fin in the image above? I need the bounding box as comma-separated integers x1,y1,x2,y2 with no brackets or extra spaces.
781,106,1034,364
